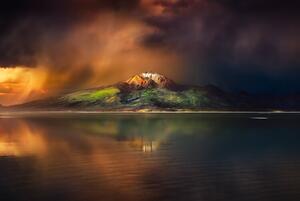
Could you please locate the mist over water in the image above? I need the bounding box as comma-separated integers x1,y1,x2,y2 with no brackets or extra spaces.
0,113,300,201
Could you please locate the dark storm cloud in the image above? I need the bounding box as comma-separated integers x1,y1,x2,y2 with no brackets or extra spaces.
141,0,300,93
0,0,140,67
215,0,300,15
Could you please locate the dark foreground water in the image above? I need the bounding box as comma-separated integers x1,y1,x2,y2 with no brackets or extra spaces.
0,113,300,201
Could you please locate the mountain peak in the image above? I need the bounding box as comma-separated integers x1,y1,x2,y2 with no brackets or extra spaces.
125,72,175,89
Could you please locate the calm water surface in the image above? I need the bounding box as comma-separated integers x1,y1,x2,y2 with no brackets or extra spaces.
0,113,300,201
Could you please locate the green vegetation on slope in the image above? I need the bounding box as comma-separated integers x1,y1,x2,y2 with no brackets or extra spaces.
122,88,213,108
61,87,120,105
57,86,228,110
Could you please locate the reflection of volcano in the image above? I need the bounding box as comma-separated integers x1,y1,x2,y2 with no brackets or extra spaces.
142,141,158,152
129,136,159,152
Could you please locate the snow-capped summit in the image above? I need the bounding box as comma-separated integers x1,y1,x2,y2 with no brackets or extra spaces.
125,72,175,89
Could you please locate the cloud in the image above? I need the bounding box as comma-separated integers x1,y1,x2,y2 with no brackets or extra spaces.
0,68,47,105
139,0,300,89
0,0,142,67
0,0,299,104
0,7,183,105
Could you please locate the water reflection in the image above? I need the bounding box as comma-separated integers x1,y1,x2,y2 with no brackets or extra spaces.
0,115,206,157
0,114,300,201
0,120,47,156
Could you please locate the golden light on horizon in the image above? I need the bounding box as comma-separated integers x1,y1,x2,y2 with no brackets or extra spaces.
0,67,48,106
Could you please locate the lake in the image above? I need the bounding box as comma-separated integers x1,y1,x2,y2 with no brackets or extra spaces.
0,113,300,201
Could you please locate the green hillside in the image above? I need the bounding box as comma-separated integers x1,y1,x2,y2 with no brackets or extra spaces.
55,86,229,110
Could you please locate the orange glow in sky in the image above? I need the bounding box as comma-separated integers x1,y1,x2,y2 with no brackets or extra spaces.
0,67,48,106
0,13,185,106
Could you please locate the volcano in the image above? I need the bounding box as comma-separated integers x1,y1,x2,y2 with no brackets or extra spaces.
6,72,300,112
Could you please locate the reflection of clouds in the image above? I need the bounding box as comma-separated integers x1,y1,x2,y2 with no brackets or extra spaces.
0,115,210,157
0,120,47,156
0,142,18,156
0,115,207,199
0,117,171,199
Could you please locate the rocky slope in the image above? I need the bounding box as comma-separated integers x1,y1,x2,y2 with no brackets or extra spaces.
125,72,176,89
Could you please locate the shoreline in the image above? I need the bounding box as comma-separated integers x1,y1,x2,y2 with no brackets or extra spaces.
1,110,300,116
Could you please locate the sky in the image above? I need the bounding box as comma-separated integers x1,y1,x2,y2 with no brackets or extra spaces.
0,0,299,105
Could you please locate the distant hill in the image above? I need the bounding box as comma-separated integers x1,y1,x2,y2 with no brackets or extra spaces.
8,72,300,111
